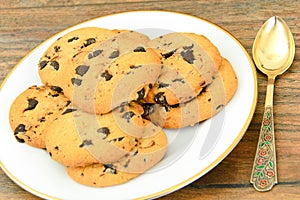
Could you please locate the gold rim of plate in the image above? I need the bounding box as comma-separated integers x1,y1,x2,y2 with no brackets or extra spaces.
0,10,258,200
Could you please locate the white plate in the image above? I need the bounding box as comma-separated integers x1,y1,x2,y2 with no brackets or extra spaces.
0,11,257,199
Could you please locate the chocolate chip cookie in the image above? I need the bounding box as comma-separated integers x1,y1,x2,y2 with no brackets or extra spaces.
9,85,71,148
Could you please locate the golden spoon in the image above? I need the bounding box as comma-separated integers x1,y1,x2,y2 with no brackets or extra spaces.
250,16,295,191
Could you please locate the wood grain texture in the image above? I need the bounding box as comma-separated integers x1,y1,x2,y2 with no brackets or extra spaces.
0,0,299,199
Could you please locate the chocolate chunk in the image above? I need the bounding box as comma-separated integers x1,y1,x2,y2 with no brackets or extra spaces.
122,111,135,123
51,93,59,97
50,86,63,93
133,46,146,52
158,83,170,88
137,88,145,101
141,103,155,118
75,65,90,76
54,45,60,52
62,108,77,115
83,38,96,47
50,61,60,70
103,164,117,174
14,124,26,134
24,99,38,111
14,124,26,143
88,49,103,59
149,83,153,89
109,137,125,142
100,70,113,81
154,92,168,106
180,49,195,64
172,78,185,84
79,139,93,148
65,100,71,107
129,65,142,69
97,127,110,139
161,49,176,59
216,104,224,110
71,78,82,86
39,60,48,70
68,37,79,42
109,50,120,59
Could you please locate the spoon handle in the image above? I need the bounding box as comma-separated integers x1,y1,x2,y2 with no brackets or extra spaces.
250,76,278,191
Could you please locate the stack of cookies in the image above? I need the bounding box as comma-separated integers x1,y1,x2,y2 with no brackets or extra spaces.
9,27,237,187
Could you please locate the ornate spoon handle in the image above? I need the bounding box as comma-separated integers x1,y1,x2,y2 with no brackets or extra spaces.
250,76,278,191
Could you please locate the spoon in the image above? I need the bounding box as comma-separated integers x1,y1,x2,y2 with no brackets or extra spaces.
250,16,295,191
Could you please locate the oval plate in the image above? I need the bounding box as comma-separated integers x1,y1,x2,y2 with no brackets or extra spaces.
0,11,257,199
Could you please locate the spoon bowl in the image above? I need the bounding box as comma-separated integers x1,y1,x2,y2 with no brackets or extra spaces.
250,16,295,192
252,16,295,76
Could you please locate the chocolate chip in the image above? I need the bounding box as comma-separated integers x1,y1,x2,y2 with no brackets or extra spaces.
129,65,142,69
216,104,224,110
100,70,113,81
51,93,59,97
24,99,38,111
161,49,176,59
154,92,168,106
97,127,110,139
14,124,26,134
79,139,93,148
65,100,71,107
54,45,60,52
137,88,145,101
14,124,26,143
158,83,170,88
50,61,60,70
103,164,117,174
180,49,195,64
109,137,124,142
122,111,135,122
68,37,79,42
88,49,103,59
62,108,77,115
71,78,82,86
149,83,153,89
109,50,120,59
50,86,63,93
133,46,146,52
39,60,48,70
75,65,90,76
172,78,185,84
54,146,59,150
141,103,155,118
83,38,96,47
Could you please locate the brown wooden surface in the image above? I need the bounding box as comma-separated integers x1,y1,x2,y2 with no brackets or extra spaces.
0,0,299,199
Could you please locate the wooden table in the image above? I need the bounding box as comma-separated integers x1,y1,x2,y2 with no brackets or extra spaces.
0,1,299,199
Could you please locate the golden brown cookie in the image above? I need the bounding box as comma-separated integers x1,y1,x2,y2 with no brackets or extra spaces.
68,31,162,114
66,163,140,187
38,27,120,93
145,32,222,106
9,85,71,148
44,102,158,167
145,58,238,128
66,128,167,187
